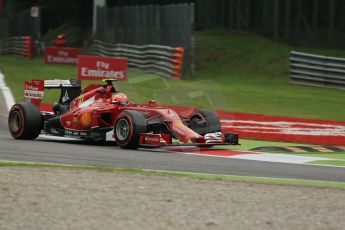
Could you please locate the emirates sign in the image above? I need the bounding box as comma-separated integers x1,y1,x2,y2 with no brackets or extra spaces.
44,47,81,65
77,55,128,81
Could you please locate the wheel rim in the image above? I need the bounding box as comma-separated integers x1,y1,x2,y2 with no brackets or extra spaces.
192,116,202,123
191,115,203,128
116,118,130,141
9,111,22,133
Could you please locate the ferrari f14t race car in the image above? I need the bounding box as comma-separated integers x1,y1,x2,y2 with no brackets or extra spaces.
8,79,238,149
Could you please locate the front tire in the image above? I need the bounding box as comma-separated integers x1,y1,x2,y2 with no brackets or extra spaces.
8,103,42,140
114,110,147,149
189,109,221,135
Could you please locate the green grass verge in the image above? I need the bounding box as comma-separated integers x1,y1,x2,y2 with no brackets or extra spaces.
0,56,76,103
1,30,345,121
0,55,214,107
194,30,345,121
1,160,345,189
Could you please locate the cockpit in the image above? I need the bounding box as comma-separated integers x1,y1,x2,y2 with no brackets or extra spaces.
111,93,128,106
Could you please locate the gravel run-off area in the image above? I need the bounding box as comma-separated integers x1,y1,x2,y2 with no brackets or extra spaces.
0,167,345,230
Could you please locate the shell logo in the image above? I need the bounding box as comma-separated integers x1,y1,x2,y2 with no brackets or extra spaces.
80,112,92,127
73,113,79,126
174,120,184,127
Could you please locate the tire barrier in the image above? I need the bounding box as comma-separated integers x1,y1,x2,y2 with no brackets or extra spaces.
93,40,185,80
290,51,345,90
23,36,33,59
0,36,33,59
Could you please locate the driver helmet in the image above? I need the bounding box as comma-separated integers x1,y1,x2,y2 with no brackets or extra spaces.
111,93,128,106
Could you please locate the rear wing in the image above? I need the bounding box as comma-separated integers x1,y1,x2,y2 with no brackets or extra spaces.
44,79,81,88
25,79,81,107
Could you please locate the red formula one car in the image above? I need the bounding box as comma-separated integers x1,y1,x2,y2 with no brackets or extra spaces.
8,79,238,149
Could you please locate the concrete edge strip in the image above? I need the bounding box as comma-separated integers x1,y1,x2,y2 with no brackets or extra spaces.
0,70,15,111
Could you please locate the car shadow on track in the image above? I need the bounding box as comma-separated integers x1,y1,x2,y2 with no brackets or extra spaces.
37,138,117,147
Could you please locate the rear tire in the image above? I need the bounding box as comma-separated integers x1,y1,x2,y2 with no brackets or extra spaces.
8,103,42,140
190,109,221,135
114,110,147,149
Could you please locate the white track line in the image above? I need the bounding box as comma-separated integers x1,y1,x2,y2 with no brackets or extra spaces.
0,70,15,111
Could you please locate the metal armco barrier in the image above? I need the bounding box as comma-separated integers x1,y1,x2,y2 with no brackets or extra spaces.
93,40,184,80
290,51,345,90
0,36,33,59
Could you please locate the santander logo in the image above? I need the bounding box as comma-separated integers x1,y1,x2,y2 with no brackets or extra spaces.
145,136,160,142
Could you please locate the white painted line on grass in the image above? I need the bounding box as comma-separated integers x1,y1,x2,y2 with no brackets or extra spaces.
0,70,15,111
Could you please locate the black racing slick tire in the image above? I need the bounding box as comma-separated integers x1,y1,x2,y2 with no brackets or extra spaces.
190,109,221,135
8,103,42,140
114,110,147,149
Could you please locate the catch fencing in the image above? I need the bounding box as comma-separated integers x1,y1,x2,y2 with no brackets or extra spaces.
95,3,194,78
195,0,345,47
0,7,41,42
108,0,345,47
8,7,41,41
0,18,9,39
93,40,184,79
0,36,34,58
290,51,345,90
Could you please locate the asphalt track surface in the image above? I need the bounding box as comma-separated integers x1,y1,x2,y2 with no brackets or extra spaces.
1,95,345,182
